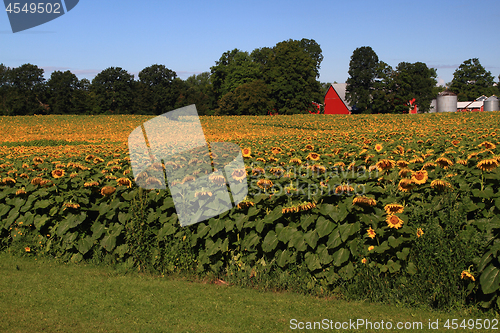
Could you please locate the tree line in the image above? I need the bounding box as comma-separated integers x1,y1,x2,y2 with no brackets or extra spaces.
345,46,499,114
0,39,323,116
1,41,498,116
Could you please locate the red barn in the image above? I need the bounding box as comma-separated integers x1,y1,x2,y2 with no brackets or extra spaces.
324,84,350,114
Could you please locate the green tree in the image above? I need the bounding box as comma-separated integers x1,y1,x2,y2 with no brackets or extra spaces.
91,67,134,114
299,38,324,78
450,58,495,101
265,39,322,114
5,63,46,115
46,70,79,114
0,64,9,115
182,72,214,114
210,49,261,101
346,46,379,114
391,62,437,113
138,64,177,114
371,61,395,114
217,80,274,115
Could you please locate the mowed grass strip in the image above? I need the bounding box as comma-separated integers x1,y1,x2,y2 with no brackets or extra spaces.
0,252,492,333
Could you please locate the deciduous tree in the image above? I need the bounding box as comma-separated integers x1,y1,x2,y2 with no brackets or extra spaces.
91,67,134,114
346,46,379,114
450,58,495,101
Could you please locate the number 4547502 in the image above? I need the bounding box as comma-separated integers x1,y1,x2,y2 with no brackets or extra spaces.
5,2,62,14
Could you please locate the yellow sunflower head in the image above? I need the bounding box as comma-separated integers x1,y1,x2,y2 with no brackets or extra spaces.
435,157,453,169
242,148,252,158
367,227,376,239
384,203,404,214
306,153,320,161
256,179,273,190
411,170,428,185
477,158,499,172
398,178,414,192
51,169,65,179
100,185,116,197
386,214,404,229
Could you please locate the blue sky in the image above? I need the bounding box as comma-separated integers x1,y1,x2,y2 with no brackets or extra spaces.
2,0,499,86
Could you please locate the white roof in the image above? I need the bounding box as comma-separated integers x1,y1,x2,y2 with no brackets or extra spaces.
457,101,483,109
331,83,351,108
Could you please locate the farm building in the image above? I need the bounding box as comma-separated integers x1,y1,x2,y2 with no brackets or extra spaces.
324,83,350,114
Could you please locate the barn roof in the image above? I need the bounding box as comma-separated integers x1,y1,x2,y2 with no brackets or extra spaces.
326,83,351,109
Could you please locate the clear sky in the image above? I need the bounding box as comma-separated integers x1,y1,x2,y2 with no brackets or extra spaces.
2,0,499,87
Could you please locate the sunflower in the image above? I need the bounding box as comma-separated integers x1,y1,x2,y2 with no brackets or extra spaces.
84,154,94,162
398,178,414,192
306,153,320,161
398,168,413,178
396,160,409,168
84,181,100,187
33,157,44,163
384,203,404,214
272,147,282,154
367,227,376,239
430,179,451,191
460,270,475,281
256,179,273,190
63,202,81,209
252,167,265,176
304,144,314,150
51,169,65,178
100,185,116,197
297,201,316,211
422,162,436,170
416,228,424,238
16,189,27,196
310,164,326,174
435,157,453,169
242,148,252,158
477,158,499,172
146,177,163,187
231,168,247,182
282,205,300,214
289,158,302,165
209,174,226,186
386,214,404,229
361,258,367,264
478,141,496,150
117,177,132,188
368,246,375,251
456,159,468,166
194,191,213,199
335,184,354,194
411,170,428,185
256,157,266,163
374,144,383,152
353,196,377,207
236,199,254,209
375,159,395,171
409,157,424,164
2,177,16,185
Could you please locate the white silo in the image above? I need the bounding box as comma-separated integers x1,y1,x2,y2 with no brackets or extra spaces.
484,95,499,112
436,90,457,113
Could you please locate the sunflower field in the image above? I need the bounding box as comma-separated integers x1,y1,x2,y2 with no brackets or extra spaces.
1,112,500,311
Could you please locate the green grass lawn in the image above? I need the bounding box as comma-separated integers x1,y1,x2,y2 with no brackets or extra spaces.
0,251,497,333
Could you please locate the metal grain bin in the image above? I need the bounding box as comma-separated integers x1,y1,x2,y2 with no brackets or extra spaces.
436,90,457,113
484,95,499,111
